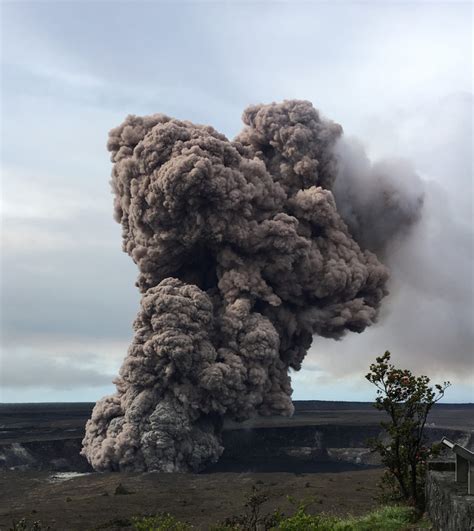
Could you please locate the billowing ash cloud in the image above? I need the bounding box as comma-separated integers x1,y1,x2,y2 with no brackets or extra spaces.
332,137,424,256
82,100,421,472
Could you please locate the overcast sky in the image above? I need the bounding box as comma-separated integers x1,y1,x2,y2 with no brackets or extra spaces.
1,1,472,403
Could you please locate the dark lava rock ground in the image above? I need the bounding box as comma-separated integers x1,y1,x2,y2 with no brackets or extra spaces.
0,468,385,530
0,401,472,530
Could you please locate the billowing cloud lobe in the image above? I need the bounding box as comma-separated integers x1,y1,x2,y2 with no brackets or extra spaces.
82,100,420,472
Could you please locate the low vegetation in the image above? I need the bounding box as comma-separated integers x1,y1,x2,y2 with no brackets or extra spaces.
9,519,50,531
10,499,431,531
127,486,430,530
273,505,430,531
128,504,428,530
132,513,190,531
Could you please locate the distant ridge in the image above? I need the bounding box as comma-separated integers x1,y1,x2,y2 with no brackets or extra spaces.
1,401,472,446
0,400,472,409
294,400,474,410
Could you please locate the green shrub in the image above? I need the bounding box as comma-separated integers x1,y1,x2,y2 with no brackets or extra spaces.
276,504,421,530
212,485,282,530
132,512,191,531
210,489,425,531
275,503,337,530
9,520,50,531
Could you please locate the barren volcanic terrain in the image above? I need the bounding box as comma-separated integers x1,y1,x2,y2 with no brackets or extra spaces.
0,401,472,530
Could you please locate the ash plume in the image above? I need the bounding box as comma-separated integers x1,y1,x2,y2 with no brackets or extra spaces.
82,100,420,472
332,137,424,255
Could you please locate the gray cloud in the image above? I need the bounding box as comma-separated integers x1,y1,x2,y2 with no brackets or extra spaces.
1,350,114,390
332,138,424,255
307,93,473,383
1,211,139,344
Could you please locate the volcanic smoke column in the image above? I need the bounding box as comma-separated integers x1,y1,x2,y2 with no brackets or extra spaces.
82,100,391,472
